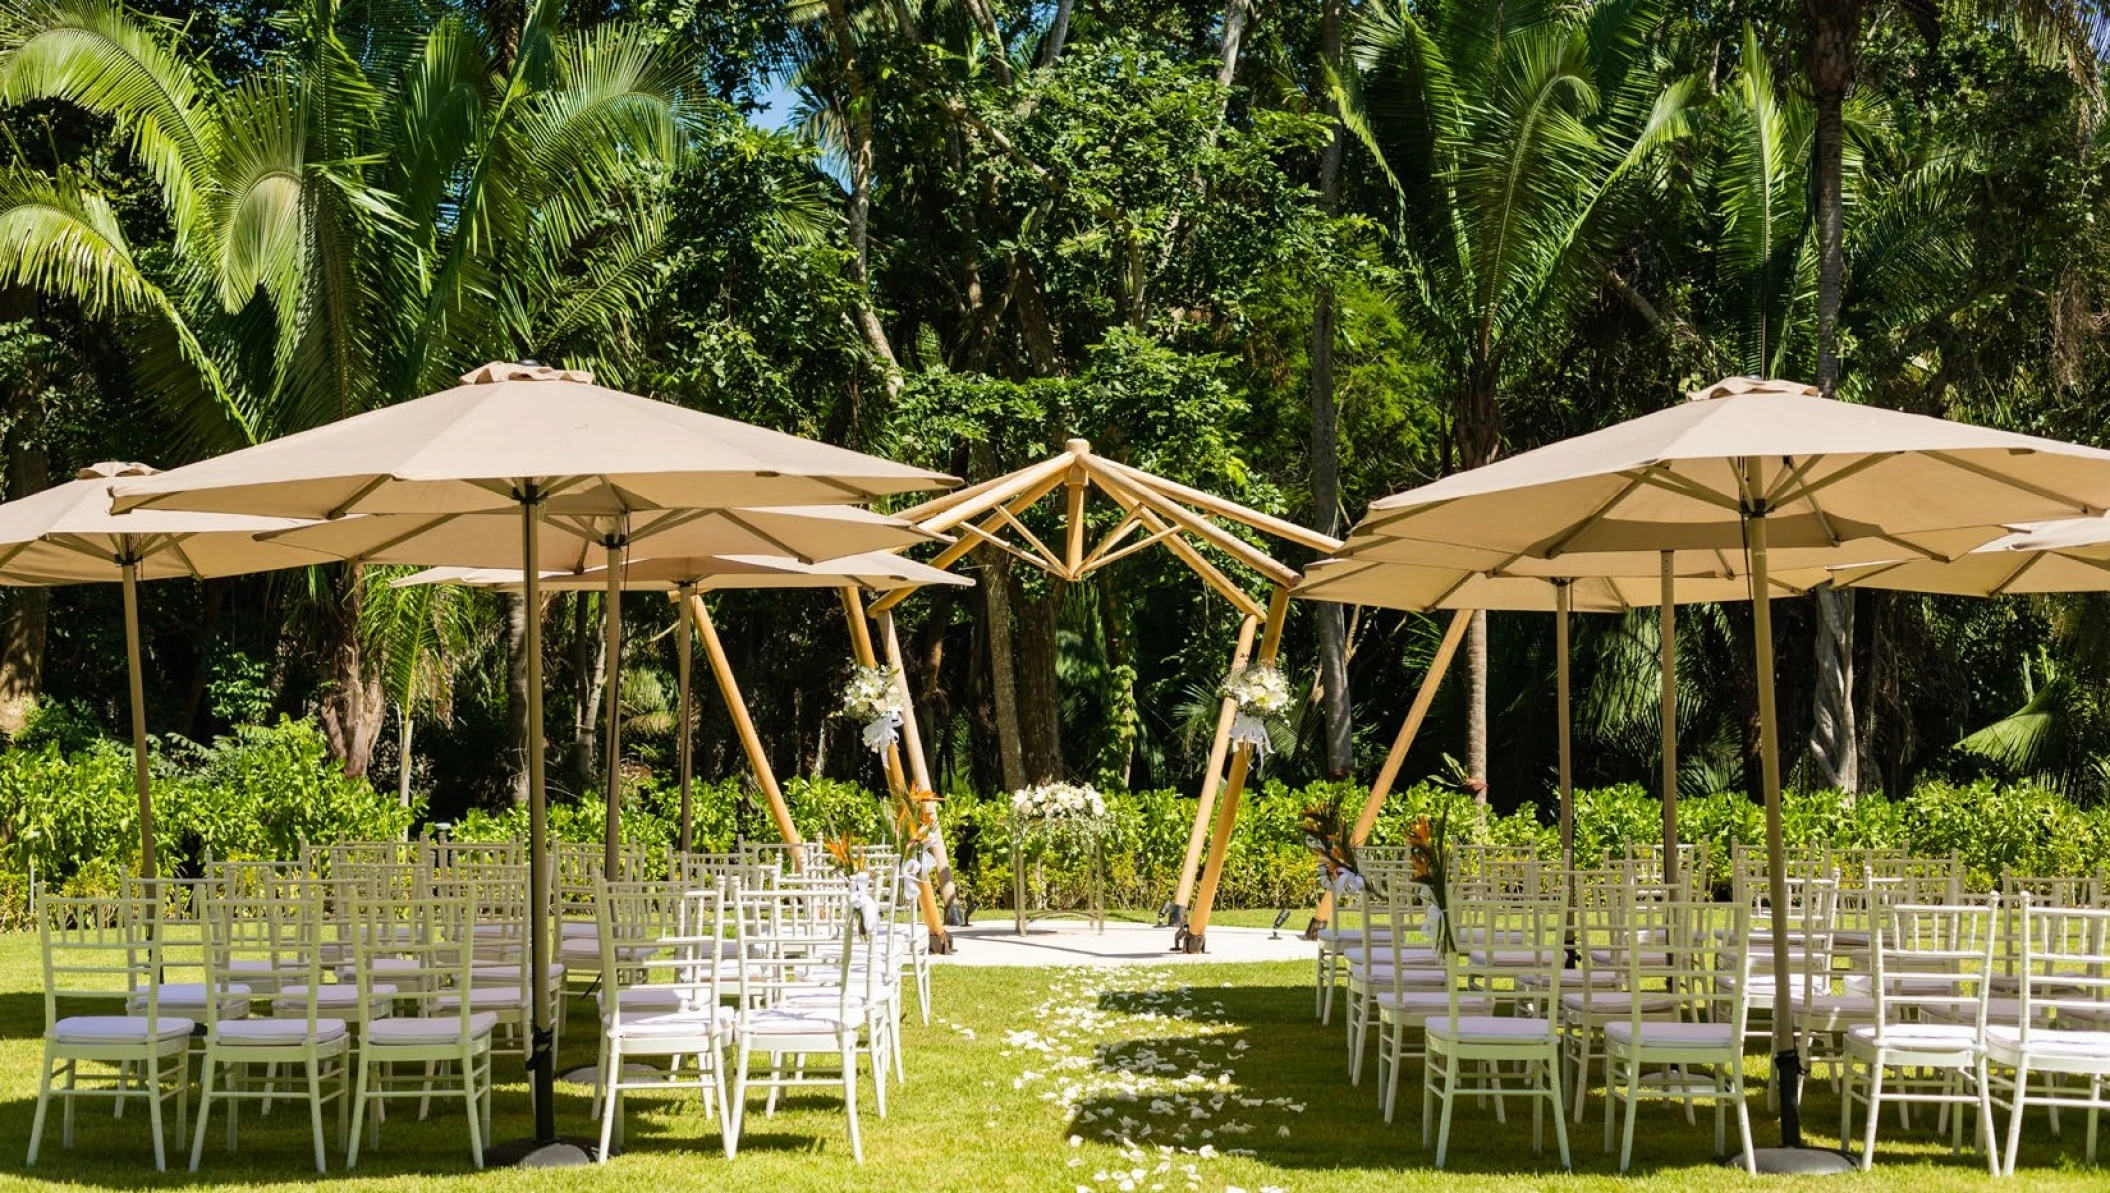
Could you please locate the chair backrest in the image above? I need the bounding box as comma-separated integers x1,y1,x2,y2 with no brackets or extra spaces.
732,878,861,1021
204,878,327,1034
40,894,161,1034
348,890,476,1029
1865,900,1998,1045
2012,896,2110,1044
1621,896,1748,1044
1451,896,1563,1020
432,864,532,990
596,878,729,1028
426,840,523,871
119,875,216,982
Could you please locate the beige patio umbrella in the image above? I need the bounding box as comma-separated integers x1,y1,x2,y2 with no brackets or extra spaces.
397,551,968,857
1333,376,2110,1155
1830,515,2110,595
110,362,955,1163
0,462,333,879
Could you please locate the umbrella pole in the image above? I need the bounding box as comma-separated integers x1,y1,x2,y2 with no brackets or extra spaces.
676,584,694,854
121,561,154,881
1660,550,1679,890
602,542,623,879
1746,491,1805,1150
520,496,558,1147
1556,582,1572,875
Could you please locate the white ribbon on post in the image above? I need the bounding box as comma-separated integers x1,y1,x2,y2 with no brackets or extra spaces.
862,711,903,753
848,872,881,936
1229,711,1272,757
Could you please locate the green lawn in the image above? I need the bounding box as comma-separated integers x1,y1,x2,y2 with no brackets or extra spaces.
0,929,2099,1191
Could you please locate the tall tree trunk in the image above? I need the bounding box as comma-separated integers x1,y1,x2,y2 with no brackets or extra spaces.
1311,0,1353,778
571,592,604,788
983,552,1028,791
1804,0,1864,793
506,592,530,805
823,0,905,397
1096,568,1139,788
320,566,386,777
1013,578,1065,783
1456,368,1502,797
0,439,48,735
398,707,415,807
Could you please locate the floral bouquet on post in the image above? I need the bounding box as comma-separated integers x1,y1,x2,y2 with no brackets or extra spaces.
1408,808,1454,955
1224,663,1292,757
841,663,905,753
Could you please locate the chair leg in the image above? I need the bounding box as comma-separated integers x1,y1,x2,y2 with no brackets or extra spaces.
712,1045,735,1160
189,1054,218,1172
1434,1053,1459,1169
27,1054,54,1166
346,1059,371,1168
841,1040,863,1164
1977,1060,1999,1176
146,1053,168,1172
308,1058,328,1174
597,1044,620,1165
727,1045,750,1159
1618,1060,1641,1171
1547,1053,1572,1169
1733,1075,1757,1175
1860,1064,1883,1171
2004,1063,2031,1177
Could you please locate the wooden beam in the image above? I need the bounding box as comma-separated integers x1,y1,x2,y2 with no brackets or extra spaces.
1184,586,1292,950
1080,523,1182,575
1105,492,1265,619
1079,507,1144,571
842,588,948,945
1064,464,1088,574
868,468,1072,616
989,502,1069,576
1091,455,1344,553
688,594,801,855
1309,607,1471,933
880,606,958,949
1170,611,1260,919
1088,462,1299,587
901,454,1074,531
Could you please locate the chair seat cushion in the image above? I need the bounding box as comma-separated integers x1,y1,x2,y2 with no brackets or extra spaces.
1467,949,1562,968
129,983,251,1019
216,1018,349,1045
1525,968,1621,989
1425,1014,1556,1044
1985,1025,2110,1069
1603,1020,1736,1050
1846,1023,1979,1055
437,986,529,1012
364,1012,498,1045
472,963,565,986
611,1007,735,1039
56,1015,194,1045
740,1006,863,1035
1924,997,2031,1026
277,982,398,1010
1560,991,1680,1015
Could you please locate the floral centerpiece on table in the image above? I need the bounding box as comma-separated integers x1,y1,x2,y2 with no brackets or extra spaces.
1009,781,1109,827
1225,663,1292,757
840,663,905,753
1408,808,1454,955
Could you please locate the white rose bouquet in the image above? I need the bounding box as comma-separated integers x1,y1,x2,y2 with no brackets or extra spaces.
1225,663,1292,757
1009,781,1108,824
841,663,906,752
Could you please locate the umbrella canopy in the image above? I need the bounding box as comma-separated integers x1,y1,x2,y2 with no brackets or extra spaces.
0,462,332,881
105,362,956,1162
394,550,972,592
1294,556,1812,611
112,362,952,518
1343,377,2110,573
1333,376,2110,1151
251,504,939,571
1833,515,2110,595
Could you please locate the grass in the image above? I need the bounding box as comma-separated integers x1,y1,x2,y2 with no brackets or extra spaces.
0,926,2101,1191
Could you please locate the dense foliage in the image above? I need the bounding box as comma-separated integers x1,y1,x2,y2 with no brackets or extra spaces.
5,0,2110,849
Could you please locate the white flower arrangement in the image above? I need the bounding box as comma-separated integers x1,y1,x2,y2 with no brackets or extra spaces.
1224,663,1292,757
1010,781,1108,824
841,663,906,752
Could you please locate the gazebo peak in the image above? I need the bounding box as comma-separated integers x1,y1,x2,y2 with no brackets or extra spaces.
1064,437,1092,456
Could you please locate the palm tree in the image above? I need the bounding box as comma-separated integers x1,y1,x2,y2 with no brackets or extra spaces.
358,569,484,807
0,0,687,771
1341,0,1695,795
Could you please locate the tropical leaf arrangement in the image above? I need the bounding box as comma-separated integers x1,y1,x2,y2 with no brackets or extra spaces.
1299,789,1359,890
1407,808,1454,955
823,828,866,874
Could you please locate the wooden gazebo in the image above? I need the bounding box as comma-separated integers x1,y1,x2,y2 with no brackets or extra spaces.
864,439,1340,952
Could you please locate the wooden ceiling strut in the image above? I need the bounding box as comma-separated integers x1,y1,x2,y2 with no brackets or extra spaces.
1091,455,1342,553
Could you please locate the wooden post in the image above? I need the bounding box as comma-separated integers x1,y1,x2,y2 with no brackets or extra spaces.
1169,611,1260,925
676,583,695,854
879,605,960,946
1182,586,1291,952
121,560,154,880
842,587,950,947
688,593,801,853
602,540,624,879
1659,551,1679,889
1309,607,1471,935
1556,580,1573,874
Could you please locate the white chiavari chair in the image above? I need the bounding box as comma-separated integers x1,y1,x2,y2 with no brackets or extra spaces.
1603,896,1755,1173
189,878,350,1172
1315,844,1405,1026
1988,898,2110,1174
345,889,494,1168
1366,871,1465,1096
1420,895,1570,1168
1563,871,1680,1124
433,866,537,1063
595,878,736,1160
1840,898,2000,1173
28,895,190,1171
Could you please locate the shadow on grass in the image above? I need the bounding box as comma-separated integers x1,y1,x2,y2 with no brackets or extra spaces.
1067,977,2054,1182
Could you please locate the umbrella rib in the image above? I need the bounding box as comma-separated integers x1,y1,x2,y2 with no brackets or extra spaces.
1354,496,1458,537
1762,455,1824,508
327,476,393,519
161,535,205,581
0,540,35,574
1778,461,1844,546
47,534,122,566
1291,559,1382,598
1830,559,1911,589
719,510,818,565
1923,451,2102,517
1428,568,1483,609
1634,467,1744,514
625,508,711,549
1537,469,1660,559
1987,551,2046,597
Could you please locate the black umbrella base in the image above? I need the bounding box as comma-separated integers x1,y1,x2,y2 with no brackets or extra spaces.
483,1136,604,1167
1733,1147,1855,1175
557,1062,658,1086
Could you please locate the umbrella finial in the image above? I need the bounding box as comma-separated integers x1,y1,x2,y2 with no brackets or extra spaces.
460,361,596,386
77,461,159,481
1686,376,1822,403
1065,437,1091,456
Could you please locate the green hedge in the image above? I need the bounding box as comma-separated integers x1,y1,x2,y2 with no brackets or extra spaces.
6,718,2110,927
